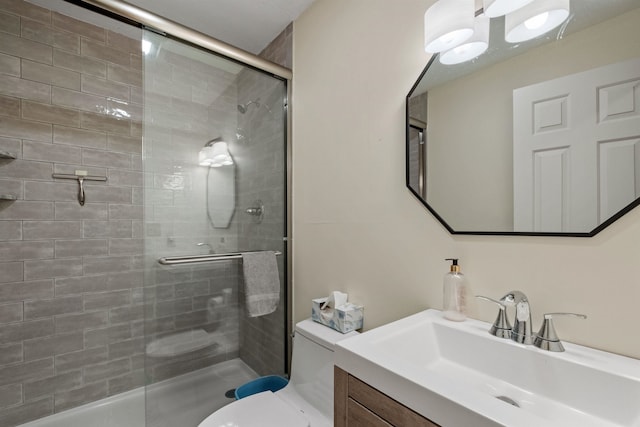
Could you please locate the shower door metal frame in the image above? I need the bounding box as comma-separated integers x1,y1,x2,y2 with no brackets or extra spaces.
66,0,294,374
68,0,292,80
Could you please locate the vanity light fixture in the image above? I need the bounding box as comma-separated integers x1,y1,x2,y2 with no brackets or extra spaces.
199,138,234,167
505,0,570,43
440,14,490,65
482,0,535,18
427,0,571,65
424,0,475,54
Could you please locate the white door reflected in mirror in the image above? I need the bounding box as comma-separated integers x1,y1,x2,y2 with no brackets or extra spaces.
513,58,640,233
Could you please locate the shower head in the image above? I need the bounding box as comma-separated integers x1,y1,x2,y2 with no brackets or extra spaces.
237,99,260,114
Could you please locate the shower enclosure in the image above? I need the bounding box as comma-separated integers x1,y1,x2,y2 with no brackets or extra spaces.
0,1,290,426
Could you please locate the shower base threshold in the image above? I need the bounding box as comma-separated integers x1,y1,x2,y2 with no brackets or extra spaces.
17,358,258,427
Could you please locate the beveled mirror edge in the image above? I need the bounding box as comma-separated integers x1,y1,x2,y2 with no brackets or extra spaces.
404,56,640,238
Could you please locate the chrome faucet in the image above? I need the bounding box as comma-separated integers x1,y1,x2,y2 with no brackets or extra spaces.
479,291,587,352
500,290,533,345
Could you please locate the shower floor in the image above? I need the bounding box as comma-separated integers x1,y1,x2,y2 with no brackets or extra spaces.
146,358,259,427
19,358,258,427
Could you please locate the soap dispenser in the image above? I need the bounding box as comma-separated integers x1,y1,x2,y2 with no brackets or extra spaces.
443,258,467,321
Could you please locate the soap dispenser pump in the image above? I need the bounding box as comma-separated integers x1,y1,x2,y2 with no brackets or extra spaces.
443,258,467,321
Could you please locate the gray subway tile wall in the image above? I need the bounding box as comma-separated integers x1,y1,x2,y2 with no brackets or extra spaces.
0,302,22,322
0,0,145,425
0,383,23,408
1,1,292,425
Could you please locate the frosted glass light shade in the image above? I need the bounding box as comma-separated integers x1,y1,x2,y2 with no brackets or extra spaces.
483,0,535,18
505,0,570,43
199,146,215,166
440,15,490,65
199,141,233,167
424,0,475,54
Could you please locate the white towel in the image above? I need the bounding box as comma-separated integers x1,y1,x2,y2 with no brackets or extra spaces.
242,251,280,317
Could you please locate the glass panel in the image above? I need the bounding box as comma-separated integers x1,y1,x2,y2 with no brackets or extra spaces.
0,1,145,426
142,30,287,427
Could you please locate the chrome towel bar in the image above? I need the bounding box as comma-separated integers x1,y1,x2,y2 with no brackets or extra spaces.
158,250,282,265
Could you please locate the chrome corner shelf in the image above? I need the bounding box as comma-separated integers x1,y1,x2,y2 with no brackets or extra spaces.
0,151,17,160
158,250,282,266
0,194,17,201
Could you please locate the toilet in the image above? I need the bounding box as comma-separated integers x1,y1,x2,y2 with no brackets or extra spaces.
198,319,358,427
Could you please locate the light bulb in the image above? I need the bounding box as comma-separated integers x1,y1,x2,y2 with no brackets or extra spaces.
524,12,549,30
441,29,472,47
505,0,570,43
439,14,489,65
453,44,470,55
424,0,475,53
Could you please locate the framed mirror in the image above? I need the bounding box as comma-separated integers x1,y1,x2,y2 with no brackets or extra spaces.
407,1,640,236
206,163,235,228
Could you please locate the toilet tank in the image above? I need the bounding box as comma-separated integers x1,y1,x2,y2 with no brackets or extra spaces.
288,319,358,419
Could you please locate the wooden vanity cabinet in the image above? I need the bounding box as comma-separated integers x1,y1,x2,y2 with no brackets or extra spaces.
334,366,440,427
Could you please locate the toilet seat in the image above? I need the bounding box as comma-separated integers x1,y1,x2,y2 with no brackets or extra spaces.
198,390,310,427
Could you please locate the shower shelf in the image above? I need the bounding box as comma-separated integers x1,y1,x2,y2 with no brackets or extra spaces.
146,329,219,358
158,250,282,266
0,195,17,201
0,151,16,160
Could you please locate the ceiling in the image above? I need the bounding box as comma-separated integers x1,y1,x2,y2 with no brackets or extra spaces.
27,0,315,55
123,0,316,54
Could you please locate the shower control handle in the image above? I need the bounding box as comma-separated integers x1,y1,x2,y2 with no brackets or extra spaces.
245,200,264,223
245,207,263,216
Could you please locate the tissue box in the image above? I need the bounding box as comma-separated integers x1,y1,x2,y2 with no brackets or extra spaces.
311,298,363,333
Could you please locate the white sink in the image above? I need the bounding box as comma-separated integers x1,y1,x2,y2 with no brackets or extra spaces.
335,309,640,427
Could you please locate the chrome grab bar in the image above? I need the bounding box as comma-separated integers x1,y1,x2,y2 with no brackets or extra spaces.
158,250,282,265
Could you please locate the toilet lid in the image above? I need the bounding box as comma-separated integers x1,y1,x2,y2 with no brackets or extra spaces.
198,391,310,427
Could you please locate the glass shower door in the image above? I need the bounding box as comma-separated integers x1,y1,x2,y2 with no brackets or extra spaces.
141,30,287,427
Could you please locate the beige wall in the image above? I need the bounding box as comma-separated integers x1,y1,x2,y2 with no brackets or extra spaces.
292,0,640,359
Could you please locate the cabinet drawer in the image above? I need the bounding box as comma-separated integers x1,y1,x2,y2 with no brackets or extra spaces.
347,398,393,427
347,372,438,427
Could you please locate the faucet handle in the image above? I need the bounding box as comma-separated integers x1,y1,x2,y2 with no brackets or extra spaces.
534,312,587,352
475,295,505,308
476,296,512,339
499,290,528,306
